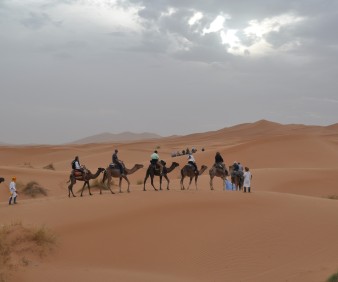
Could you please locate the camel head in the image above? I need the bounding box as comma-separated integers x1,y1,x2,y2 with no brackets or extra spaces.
135,164,144,169
98,167,105,173
172,162,179,168
199,165,208,175
0,177,4,183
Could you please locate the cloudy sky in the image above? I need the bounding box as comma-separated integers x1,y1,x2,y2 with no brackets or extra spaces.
1,0,337,144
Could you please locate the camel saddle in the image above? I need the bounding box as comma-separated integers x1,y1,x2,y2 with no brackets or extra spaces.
72,170,84,177
109,163,117,169
215,163,225,170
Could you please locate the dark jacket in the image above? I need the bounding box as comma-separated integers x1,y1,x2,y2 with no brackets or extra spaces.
215,154,224,163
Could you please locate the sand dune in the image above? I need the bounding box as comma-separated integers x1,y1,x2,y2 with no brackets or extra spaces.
1,121,338,282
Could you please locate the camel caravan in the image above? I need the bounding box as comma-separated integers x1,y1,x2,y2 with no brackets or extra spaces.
67,150,250,197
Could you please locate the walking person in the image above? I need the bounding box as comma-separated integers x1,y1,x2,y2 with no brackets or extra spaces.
9,176,18,205
243,167,252,193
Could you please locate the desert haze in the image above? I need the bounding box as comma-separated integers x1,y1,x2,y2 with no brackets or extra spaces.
1,120,338,282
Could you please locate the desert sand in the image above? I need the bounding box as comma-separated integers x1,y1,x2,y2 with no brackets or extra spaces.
1,120,338,282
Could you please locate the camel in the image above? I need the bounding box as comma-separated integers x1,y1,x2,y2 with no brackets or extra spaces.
209,163,229,190
143,161,179,191
67,167,105,197
102,164,144,193
229,165,244,191
0,177,4,183
180,164,208,190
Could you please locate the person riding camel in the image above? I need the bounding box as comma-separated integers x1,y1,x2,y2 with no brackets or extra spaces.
150,150,163,175
214,152,226,173
187,153,199,174
233,161,239,172
112,149,125,176
72,156,87,180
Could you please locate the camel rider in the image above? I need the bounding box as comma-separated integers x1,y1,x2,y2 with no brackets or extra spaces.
112,149,125,176
214,152,224,167
150,150,163,175
188,154,199,174
72,156,87,180
232,161,240,177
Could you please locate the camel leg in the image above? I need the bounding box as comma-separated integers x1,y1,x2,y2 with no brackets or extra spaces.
68,177,76,197
143,173,149,191
180,177,184,190
187,177,193,190
150,175,158,191
87,182,92,196
159,176,163,190
68,180,76,197
164,175,170,190
195,176,198,190
106,176,115,194
210,175,214,190
119,177,123,193
122,175,130,193
80,182,87,197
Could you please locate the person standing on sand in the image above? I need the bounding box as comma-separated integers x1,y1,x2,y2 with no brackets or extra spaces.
9,176,18,205
243,167,252,193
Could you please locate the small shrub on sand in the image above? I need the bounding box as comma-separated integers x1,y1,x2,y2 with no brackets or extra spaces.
327,271,338,282
20,181,48,198
43,163,55,170
327,195,338,200
136,180,143,185
0,222,56,281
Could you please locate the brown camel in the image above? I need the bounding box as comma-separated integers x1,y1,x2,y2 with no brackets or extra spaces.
67,167,105,197
209,163,229,190
229,165,244,191
143,161,179,191
180,164,208,190
102,164,144,193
